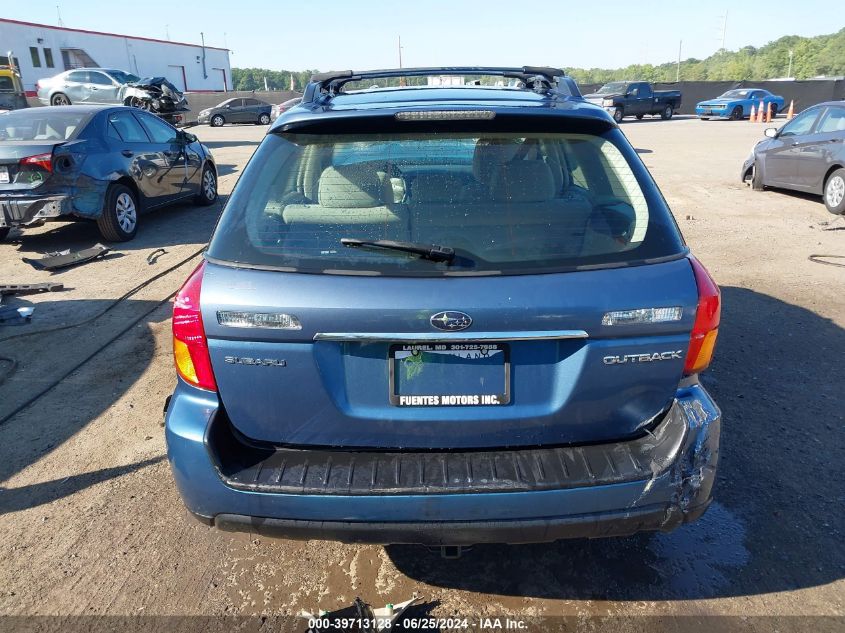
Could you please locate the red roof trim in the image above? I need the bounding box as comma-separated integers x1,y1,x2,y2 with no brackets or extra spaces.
0,17,229,52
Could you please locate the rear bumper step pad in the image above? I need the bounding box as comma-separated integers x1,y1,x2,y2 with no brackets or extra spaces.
209,405,686,496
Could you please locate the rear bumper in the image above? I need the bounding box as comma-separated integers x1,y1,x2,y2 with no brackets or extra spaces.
213,501,711,545
0,195,70,227
165,383,720,545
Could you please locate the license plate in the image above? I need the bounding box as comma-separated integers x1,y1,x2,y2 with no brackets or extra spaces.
389,343,510,406
0,167,9,184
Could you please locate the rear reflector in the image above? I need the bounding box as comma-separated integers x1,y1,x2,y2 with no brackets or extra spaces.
602,307,682,326
684,256,721,375
172,261,217,391
396,110,496,121
20,152,53,173
217,311,302,330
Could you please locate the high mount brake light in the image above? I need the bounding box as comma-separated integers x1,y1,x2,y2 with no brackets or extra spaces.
172,261,217,391
684,256,721,376
20,153,53,173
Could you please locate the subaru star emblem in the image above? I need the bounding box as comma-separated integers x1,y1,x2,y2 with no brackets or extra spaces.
430,311,472,332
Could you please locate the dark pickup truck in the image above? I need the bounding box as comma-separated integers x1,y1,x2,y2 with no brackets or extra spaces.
584,81,682,123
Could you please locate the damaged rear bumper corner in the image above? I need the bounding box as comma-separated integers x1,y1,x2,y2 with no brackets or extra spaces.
0,195,72,228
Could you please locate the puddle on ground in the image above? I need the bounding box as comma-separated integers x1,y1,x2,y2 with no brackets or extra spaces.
647,501,749,596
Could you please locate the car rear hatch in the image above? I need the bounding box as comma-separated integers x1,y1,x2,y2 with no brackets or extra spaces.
195,109,703,450
201,261,697,449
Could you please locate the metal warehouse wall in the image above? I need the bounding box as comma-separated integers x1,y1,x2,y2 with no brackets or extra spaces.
0,18,231,93
579,80,845,114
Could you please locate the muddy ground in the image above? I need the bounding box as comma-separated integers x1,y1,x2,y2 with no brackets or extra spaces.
0,116,843,628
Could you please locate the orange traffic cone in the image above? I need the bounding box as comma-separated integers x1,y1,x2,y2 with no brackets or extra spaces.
787,100,795,120
749,104,756,122
766,102,773,123
758,100,766,123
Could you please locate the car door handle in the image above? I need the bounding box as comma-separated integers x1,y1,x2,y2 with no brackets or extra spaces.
121,150,134,157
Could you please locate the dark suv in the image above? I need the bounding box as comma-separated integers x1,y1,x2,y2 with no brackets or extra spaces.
165,67,721,553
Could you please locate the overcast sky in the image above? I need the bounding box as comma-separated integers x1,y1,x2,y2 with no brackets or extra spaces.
6,1,839,70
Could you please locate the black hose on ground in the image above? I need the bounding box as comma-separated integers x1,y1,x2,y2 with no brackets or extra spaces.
0,246,205,417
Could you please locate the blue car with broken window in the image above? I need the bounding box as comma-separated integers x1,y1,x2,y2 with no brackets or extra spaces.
0,105,217,242
165,66,722,555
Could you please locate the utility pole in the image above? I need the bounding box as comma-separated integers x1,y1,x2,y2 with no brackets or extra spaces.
718,11,728,52
200,31,207,79
165,24,170,40
787,49,794,79
398,35,405,87
676,40,682,82
56,5,64,27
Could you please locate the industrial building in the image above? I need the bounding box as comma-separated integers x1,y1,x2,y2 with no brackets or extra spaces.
0,18,231,94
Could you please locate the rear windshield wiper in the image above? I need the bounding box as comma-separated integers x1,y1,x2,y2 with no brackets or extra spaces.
340,238,456,263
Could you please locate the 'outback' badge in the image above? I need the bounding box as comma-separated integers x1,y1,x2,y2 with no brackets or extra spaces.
430,311,472,332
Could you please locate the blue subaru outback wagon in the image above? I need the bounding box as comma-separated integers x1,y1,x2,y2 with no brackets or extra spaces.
165,67,721,550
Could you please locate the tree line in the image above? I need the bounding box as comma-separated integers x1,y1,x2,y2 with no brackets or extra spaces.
232,27,845,91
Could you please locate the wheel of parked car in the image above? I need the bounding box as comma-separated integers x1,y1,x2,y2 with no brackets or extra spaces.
211,115,225,127
613,108,623,123
660,105,674,120
751,163,766,191
0,227,9,242
97,184,139,242
730,106,743,120
194,164,218,206
51,93,71,106
258,113,270,125
824,168,845,215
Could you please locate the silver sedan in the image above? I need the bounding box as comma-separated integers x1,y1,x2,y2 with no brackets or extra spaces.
36,68,140,106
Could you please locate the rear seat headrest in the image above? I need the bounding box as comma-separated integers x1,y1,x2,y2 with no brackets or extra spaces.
490,160,555,203
472,140,521,185
318,164,385,208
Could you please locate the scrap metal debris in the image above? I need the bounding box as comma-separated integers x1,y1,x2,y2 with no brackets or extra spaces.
300,594,420,632
22,244,110,271
0,282,64,298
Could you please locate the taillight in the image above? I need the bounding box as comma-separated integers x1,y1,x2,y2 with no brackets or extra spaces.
684,256,721,375
20,152,53,173
172,261,217,391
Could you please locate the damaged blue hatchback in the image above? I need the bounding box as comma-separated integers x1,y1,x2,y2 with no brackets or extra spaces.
0,105,217,242
165,67,722,550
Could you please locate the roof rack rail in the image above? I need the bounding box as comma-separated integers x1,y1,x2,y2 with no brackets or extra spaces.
303,66,577,103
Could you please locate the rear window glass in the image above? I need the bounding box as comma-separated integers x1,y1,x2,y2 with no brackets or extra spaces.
0,77,15,92
0,110,89,141
208,130,685,276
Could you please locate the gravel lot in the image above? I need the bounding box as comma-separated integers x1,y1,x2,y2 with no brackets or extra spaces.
0,116,843,627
